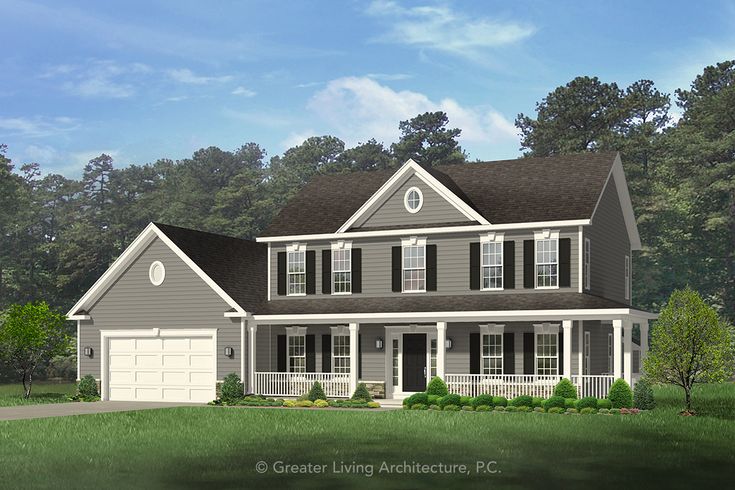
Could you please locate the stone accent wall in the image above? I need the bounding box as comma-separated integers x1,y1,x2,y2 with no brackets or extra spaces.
361,381,385,399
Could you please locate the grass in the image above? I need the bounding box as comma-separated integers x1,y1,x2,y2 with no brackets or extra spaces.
0,384,733,489
0,381,76,407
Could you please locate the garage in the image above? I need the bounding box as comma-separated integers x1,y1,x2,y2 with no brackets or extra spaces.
103,329,217,403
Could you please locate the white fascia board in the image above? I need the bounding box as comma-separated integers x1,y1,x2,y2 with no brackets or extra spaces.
256,219,591,243
590,153,642,250
335,159,490,233
67,314,91,321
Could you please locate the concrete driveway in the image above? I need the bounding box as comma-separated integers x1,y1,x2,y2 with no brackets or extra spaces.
0,401,200,421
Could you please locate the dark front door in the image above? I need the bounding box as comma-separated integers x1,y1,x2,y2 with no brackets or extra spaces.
402,334,427,392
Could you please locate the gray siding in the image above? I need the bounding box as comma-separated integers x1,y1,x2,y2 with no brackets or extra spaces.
270,228,579,299
582,320,613,375
357,174,470,229
585,175,631,304
79,237,242,381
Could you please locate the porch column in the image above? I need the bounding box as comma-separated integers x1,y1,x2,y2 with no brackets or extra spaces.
436,322,447,380
562,320,573,378
623,319,633,385
612,319,623,379
247,322,257,394
640,319,649,368
349,322,359,395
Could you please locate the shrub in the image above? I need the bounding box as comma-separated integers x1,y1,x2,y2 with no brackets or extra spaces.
443,404,460,411
404,392,429,407
493,406,506,412
553,378,578,399
492,396,508,407
565,408,578,414
438,394,461,408
517,406,531,412
220,373,244,404
531,397,545,408
547,407,564,414
351,383,373,402
564,398,577,409
580,407,597,415
597,399,612,409
283,400,295,407
461,405,474,411
633,379,656,410
598,408,610,414
429,404,441,411
510,395,533,407
367,401,381,408
427,394,440,405
533,407,544,413
77,375,99,398
314,399,329,408
295,400,314,408
426,376,449,397
506,405,518,412
620,407,640,415
411,403,427,410
576,396,598,410
471,394,494,408
476,405,491,412
543,395,565,411
610,408,621,415
460,396,472,406
307,381,327,402
608,379,633,408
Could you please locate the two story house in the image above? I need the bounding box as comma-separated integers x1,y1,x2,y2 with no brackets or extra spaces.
68,152,656,403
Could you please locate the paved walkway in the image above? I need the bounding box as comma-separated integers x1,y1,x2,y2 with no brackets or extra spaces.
0,401,199,421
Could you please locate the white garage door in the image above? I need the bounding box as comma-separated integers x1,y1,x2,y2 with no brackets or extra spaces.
106,331,216,403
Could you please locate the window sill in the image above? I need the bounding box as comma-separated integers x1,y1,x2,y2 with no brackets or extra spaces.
331,292,352,296
480,288,504,292
286,293,307,297
535,286,559,290
402,289,427,294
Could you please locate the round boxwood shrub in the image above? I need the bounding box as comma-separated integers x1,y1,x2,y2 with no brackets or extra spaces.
443,404,460,411
553,378,578,399
633,379,656,410
461,405,474,411
531,397,544,408
476,405,491,412
580,407,597,415
314,399,329,408
547,407,564,414
492,396,508,407
597,398,612,410
220,373,244,404
78,374,99,399
351,383,373,402
506,405,518,412
429,404,441,411
493,406,506,412
598,408,610,414
438,393,461,408
533,407,544,413
411,403,427,410
403,392,429,407
295,400,314,408
283,400,296,407
471,394,494,408
510,395,533,407
565,408,578,414
517,406,531,412
608,379,633,408
542,395,566,411
367,401,381,408
564,398,577,409
427,394,440,405
576,396,598,410
459,396,472,406
426,376,449,397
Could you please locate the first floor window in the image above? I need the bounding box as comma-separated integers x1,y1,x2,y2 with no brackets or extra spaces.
430,338,437,377
607,333,613,374
287,250,306,295
332,248,352,294
536,238,558,288
481,241,503,290
392,338,399,386
288,333,306,372
332,334,350,373
584,238,591,290
482,333,503,374
535,333,558,375
583,331,591,375
403,244,426,292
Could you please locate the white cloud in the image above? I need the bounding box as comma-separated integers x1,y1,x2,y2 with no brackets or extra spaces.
70,149,120,167
306,76,518,147
280,130,317,150
0,115,79,137
24,144,59,163
43,60,150,98
365,1,535,59
168,68,233,85
366,73,413,81
232,86,257,97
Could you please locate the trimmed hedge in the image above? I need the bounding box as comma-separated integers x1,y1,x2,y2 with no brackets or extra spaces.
553,378,578,399
476,405,491,412
492,396,508,407
543,395,566,411
443,404,460,411
608,379,633,408
403,392,429,407
576,396,598,410
439,394,461,408
597,399,612,409
426,376,449,397
471,394,495,408
531,397,544,408
510,395,533,407
564,398,577,409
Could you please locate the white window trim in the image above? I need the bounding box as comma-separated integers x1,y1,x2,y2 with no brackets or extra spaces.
286,242,307,297
533,322,560,376
330,325,350,374
534,229,560,290
584,238,591,290
607,332,613,374
285,326,307,373
583,331,591,375
401,236,427,293
624,255,630,300
403,186,424,214
331,241,352,296
480,233,504,291
148,261,165,286
479,323,505,375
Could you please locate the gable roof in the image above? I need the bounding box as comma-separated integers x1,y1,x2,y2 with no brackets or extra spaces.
261,152,621,238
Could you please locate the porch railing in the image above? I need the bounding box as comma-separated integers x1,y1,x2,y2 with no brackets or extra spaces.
253,372,351,398
445,374,616,399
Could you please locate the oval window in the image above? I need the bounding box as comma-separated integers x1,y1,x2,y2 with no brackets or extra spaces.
404,187,423,213
149,261,166,286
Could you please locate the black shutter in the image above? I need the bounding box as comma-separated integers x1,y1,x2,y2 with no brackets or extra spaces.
306,334,315,372
322,249,331,294
391,246,402,292
523,240,534,289
503,241,515,289
426,244,437,291
352,248,362,294
558,331,564,376
277,335,286,372
277,252,286,296
306,251,316,294
322,335,331,372
470,333,480,374
358,334,362,379
523,332,534,374
559,238,571,288
469,242,480,290
503,332,515,374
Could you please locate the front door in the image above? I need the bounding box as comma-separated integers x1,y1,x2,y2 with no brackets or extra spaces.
402,333,427,392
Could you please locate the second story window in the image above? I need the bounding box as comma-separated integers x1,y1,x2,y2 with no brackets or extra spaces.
481,241,503,290
624,255,630,300
584,238,591,290
403,238,426,292
287,249,306,295
332,248,352,294
535,236,558,288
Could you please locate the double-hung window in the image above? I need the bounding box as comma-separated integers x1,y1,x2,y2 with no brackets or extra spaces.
535,232,558,288
480,324,504,374
402,238,426,292
332,247,351,294
584,238,591,290
286,327,306,373
287,246,306,296
481,236,503,290
331,326,350,374
534,324,559,376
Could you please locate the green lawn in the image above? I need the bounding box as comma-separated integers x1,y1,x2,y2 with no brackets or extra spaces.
0,384,733,489
0,382,76,407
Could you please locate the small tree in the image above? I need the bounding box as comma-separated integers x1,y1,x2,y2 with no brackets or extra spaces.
306,381,327,401
553,378,578,399
0,302,71,398
644,288,734,413
351,383,373,402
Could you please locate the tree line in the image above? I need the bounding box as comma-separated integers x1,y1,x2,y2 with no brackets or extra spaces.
0,60,733,327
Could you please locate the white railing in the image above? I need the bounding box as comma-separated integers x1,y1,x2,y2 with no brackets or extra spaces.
446,374,616,399
253,372,351,398
571,375,615,398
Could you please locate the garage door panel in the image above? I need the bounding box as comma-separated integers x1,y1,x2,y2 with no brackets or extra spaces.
135,354,161,368
163,354,187,368
162,388,187,401
163,338,189,350
109,338,134,351
135,387,161,400
109,387,134,399
135,370,161,384
189,338,211,352
190,355,213,369
109,354,134,368
162,371,187,384
135,338,163,352
189,371,211,384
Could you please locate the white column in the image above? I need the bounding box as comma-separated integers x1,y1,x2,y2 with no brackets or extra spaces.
349,322,359,394
247,322,257,394
577,320,584,377
612,319,623,379
436,322,447,380
640,319,649,367
562,320,573,378
623,319,633,385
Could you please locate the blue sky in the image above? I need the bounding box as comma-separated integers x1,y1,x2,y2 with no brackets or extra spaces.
1,0,734,176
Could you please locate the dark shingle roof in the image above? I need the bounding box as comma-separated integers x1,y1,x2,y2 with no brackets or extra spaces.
154,223,267,312
261,152,617,237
